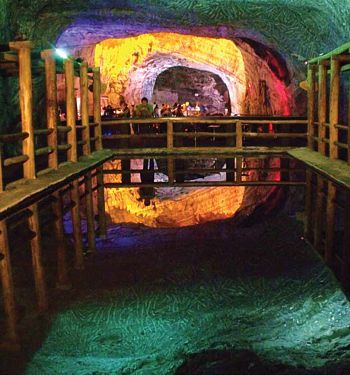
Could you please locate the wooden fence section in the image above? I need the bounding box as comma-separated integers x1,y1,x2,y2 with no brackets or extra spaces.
103,155,306,188
307,41,350,162
102,117,307,154
305,170,350,289
0,42,103,191
0,160,109,350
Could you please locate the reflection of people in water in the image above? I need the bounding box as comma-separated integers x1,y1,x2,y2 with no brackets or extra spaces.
139,158,155,206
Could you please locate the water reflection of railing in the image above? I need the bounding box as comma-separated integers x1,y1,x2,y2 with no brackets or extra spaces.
305,170,350,288
103,155,306,187
102,117,307,152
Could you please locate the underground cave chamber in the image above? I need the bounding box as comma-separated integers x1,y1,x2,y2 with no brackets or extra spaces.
1,3,350,374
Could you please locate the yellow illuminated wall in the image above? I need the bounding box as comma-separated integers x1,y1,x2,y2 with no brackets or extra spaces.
94,33,246,112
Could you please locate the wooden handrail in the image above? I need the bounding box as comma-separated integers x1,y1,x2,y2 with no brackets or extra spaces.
0,132,29,143
101,117,307,125
35,147,54,156
57,144,72,151
34,128,54,136
57,126,72,133
3,154,29,167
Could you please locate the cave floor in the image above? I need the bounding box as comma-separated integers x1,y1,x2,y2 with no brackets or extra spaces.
2,214,350,374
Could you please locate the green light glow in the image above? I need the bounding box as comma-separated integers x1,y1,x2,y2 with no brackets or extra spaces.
25,216,350,374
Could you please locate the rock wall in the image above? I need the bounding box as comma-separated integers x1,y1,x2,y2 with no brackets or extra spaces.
153,67,227,114
93,33,246,113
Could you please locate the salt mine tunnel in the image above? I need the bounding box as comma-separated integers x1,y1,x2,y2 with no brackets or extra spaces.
1,1,350,374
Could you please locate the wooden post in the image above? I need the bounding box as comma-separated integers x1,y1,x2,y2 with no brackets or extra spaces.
348,74,350,164
41,49,58,169
70,180,84,270
65,59,77,162
307,65,316,149
0,220,19,347
9,41,36,179
325,182,336,264
93,68,102,151
80,61,91,155
97,166,107,238
167,156,174,185
304,170,313,243
52,191,71,289
85,172,96,252
0,143,4,192
314,175,324,254
28,203,48,313
167,120,173,150
329,57,340,160
343,191,350,287
236,121,243,148
318,63,327,155
236,157,242,182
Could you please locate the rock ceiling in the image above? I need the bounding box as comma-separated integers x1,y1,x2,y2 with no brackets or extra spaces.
0,0,348,61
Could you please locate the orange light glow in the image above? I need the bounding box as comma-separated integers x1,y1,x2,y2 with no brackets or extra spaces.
94,33,246,112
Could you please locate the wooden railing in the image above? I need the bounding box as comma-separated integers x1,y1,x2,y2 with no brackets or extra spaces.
0,42,103,191
102,117,307,152
104,155,306,187
0,166,107,350
307,41,350,162
305,170,350,288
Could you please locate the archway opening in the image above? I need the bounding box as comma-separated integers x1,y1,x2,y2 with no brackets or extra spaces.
152,66,231,115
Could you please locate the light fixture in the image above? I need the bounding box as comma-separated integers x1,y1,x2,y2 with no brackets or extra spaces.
55,48,68,59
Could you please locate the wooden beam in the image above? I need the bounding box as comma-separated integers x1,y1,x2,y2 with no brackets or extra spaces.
236,121,242,148
93,68,102,151
308,41,350,64
28,203,48,313
0,144,4,192
318,64,327,155
0,220,19,347
65,59,77,162
41,49,58,169
314,175,324,254
343,191,350,287
325,181,336,264
307,65,316,149
235,157,242,182
167,156,174,185
70,180,84,270
96,166,107,238
329,57,340,160
304,170,313,244
167,120,174,150
52,191,71,289
80,62,91,155
85,172,96,252
348,74,350,164
10,41,36,179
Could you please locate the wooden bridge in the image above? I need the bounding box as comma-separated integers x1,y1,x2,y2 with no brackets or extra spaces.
0,40,350,350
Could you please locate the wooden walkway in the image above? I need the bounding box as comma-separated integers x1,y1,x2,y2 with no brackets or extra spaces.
288,147,350,190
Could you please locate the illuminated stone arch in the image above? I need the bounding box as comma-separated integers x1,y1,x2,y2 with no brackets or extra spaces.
126,53,239,113
94,33,246,113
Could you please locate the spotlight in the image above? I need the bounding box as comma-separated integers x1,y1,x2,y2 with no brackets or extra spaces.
55,48,68,59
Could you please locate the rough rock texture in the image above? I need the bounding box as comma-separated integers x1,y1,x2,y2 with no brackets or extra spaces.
0,0,348,132
93,33,246,112
153,67,227,114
